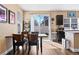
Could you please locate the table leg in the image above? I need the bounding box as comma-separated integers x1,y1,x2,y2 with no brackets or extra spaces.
40,37,42,54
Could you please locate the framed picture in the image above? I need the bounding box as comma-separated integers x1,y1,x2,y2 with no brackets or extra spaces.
9,10,15,24
0,4,7,23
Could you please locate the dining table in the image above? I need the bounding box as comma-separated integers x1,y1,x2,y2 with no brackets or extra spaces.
5,33,48,54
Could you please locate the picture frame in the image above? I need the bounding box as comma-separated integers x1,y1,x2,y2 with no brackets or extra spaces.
0,4,7,23
9,10,15,24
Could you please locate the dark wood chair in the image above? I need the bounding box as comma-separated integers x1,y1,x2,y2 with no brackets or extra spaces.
28,32,39,55
21,31,28,40
21,32,28,50
13,34,25,54
31,32,39,35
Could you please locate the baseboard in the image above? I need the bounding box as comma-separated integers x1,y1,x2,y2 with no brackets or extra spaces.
1,46,13,55
70,47,79,52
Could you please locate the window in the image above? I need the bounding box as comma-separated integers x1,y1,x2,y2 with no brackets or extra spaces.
34,19,39,26
71,18,77,29
44,16,48,26
31,14,49,34
34,15,48,26
64,17,78,30
64,18,70,28
67,11,76,17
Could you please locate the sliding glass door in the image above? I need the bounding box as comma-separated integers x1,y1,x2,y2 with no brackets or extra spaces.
31,14,51,40
31,14,49,34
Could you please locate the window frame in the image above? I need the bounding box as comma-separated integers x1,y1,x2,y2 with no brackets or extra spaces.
67,11,76,17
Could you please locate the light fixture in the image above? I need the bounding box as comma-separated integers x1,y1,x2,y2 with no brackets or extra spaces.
51,18,54,21
51,18,54,24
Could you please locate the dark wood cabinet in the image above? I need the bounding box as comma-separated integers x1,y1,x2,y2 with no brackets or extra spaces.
56,15,63,25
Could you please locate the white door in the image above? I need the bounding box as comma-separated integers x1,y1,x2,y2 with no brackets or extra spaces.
17,12,22,34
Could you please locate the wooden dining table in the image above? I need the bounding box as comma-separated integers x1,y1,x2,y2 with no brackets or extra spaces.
5,33,48,54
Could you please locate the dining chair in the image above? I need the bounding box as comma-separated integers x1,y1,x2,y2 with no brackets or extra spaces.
21,31,28,50
28,32,39,55
13,34,25,54
31,32,39,35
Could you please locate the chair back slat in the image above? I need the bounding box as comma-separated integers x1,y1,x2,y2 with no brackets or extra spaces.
31,32,38,35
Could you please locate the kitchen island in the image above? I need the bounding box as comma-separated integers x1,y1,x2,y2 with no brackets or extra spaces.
65,30,79,52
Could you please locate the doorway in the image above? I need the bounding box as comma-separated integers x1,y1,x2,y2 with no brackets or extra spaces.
17,11,22,34
56,15,64,43
30,14,51,40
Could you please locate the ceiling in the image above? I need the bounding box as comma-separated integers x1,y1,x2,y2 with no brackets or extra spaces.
19,4,79,11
